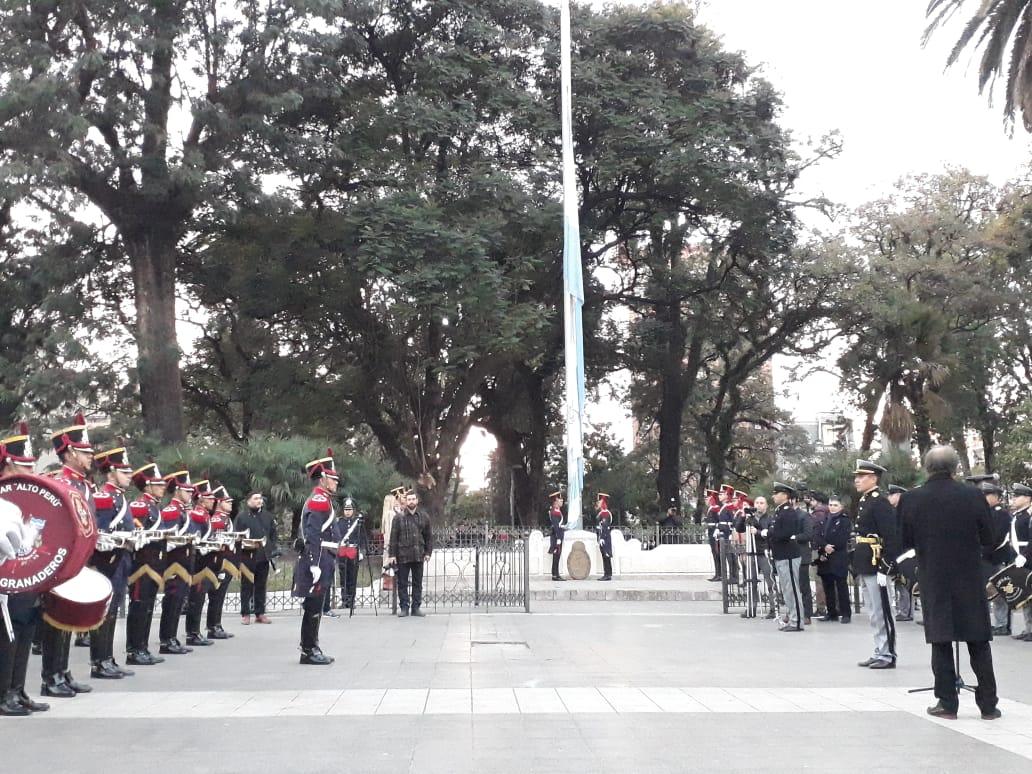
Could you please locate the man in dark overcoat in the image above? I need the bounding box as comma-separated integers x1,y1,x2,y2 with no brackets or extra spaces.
898,445,1001,721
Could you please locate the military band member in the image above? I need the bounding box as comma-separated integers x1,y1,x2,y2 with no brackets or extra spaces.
184,479,218,647
980,481,1016,636
158,470,196,655
886,484,914,623
1011,483,1032,641
769,482,803,632
88,446,136,679
292,449,340,665
595,494,613,581
336,497,367,610
0,423,50,715
40,414,96,697
236,492,277,625
852,459,899,669
125,462,167,665
204,484,237,640
547,491,566,581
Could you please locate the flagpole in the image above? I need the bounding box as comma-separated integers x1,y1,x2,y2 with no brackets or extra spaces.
560,0,585,531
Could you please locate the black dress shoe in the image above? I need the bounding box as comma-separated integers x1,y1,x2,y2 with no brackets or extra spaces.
324,610,340,618
869,660,896,670
707,576,722,582
1,691,31,716
857,657,879,667
398,609,410,618
64,672,92,693
74,633,90,648
90,660,125,680
159,640,192,655
411,608,426,617
992,626,1011,636
185,633,213,647
16,690,49,712
927,702,957,719
114,662,135,677
895,613,913,622
551,576,566,582
840,617,852,623
816,615,839,622
599,576,612,581
207,626,233,640
127,650,164,665
40,678,76,698
31,643,42,655
299,648,334,665
981,708,1002,720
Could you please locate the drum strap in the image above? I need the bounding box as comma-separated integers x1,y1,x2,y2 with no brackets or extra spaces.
0,594,12,641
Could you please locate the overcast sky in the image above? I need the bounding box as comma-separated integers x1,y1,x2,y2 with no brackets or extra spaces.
462,0,1032,488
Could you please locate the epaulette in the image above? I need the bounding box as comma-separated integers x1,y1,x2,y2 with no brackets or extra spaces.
129,501,150,519
190,507,209,524
307,493,331,512
94,492,115,509
160,505,180,522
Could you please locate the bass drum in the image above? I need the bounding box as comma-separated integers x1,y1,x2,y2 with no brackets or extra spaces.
0,473,98,595
42,566,114,633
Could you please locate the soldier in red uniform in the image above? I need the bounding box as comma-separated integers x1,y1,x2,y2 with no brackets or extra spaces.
158,470,196,655
88,446,137,679
125,462,167,665
292,450,341,665
204,484,237,640
0,422,50,716
185,480,218,647
547,491,566,581
41,414,96,698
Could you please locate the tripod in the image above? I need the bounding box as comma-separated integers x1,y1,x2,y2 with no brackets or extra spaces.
340,514,379,619
908,641,976,696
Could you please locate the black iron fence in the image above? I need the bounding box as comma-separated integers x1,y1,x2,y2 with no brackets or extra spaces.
719,538,868,617
616,524,709,548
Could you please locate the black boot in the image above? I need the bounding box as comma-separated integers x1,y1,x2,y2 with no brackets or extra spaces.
0,690,30,716
74,632,90,648
16,690,49,713
90,659,124,680
207,625,233,640
299,646,334,665
40,674,76,698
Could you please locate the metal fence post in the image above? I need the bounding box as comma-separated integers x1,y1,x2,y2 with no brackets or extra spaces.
720,538,729,614
474,545,480,607
523,534,531,613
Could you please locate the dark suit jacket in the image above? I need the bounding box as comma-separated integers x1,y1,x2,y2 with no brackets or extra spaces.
899,473,995,644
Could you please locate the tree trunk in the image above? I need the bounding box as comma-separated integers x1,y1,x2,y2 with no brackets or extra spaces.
952,430,972,476
126,231,186,443
981,426,997,474
655,302,687,511
907,384,933,456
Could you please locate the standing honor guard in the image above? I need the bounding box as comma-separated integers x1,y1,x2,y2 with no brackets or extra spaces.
125,462,166,665
595,494,613,581
547,491,566,581
716,485,738,583
852,459,899,670
203,484,237,640
293,449,340,665
336,497,366,611
184,479,218,647
1011,483,1032,641
0,423,50,716
704,489,721,581
88,446,136,679
979,481,1016,636
40,414,96,698
158,470,196,655
236,491,277,625
769,482,803,632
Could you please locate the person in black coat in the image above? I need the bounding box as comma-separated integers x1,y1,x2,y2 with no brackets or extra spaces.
547,491,566,581
1011,483,1032,641
979,482,1016,635
768,482,803,632
898,446,1000,721
816,495,852,623
235,492,279,625
795,498,815,625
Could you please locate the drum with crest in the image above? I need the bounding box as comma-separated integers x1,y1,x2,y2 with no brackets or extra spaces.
987,563,1032,611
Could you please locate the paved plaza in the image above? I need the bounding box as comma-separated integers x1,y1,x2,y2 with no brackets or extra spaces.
5,596,1032,773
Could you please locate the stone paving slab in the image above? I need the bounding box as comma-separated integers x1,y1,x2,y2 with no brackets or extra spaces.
4,600,1032,772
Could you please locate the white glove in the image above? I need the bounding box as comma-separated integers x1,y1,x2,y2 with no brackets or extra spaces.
760,529,768,538
0,501,31,564
1015,554,1028,569
310,566,321,585
877,572,888,588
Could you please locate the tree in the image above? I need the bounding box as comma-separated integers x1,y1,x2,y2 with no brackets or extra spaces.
925,0,1032,131
0,0,315,441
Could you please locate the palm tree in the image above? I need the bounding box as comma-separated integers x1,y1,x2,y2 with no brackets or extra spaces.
925,0,1032,130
